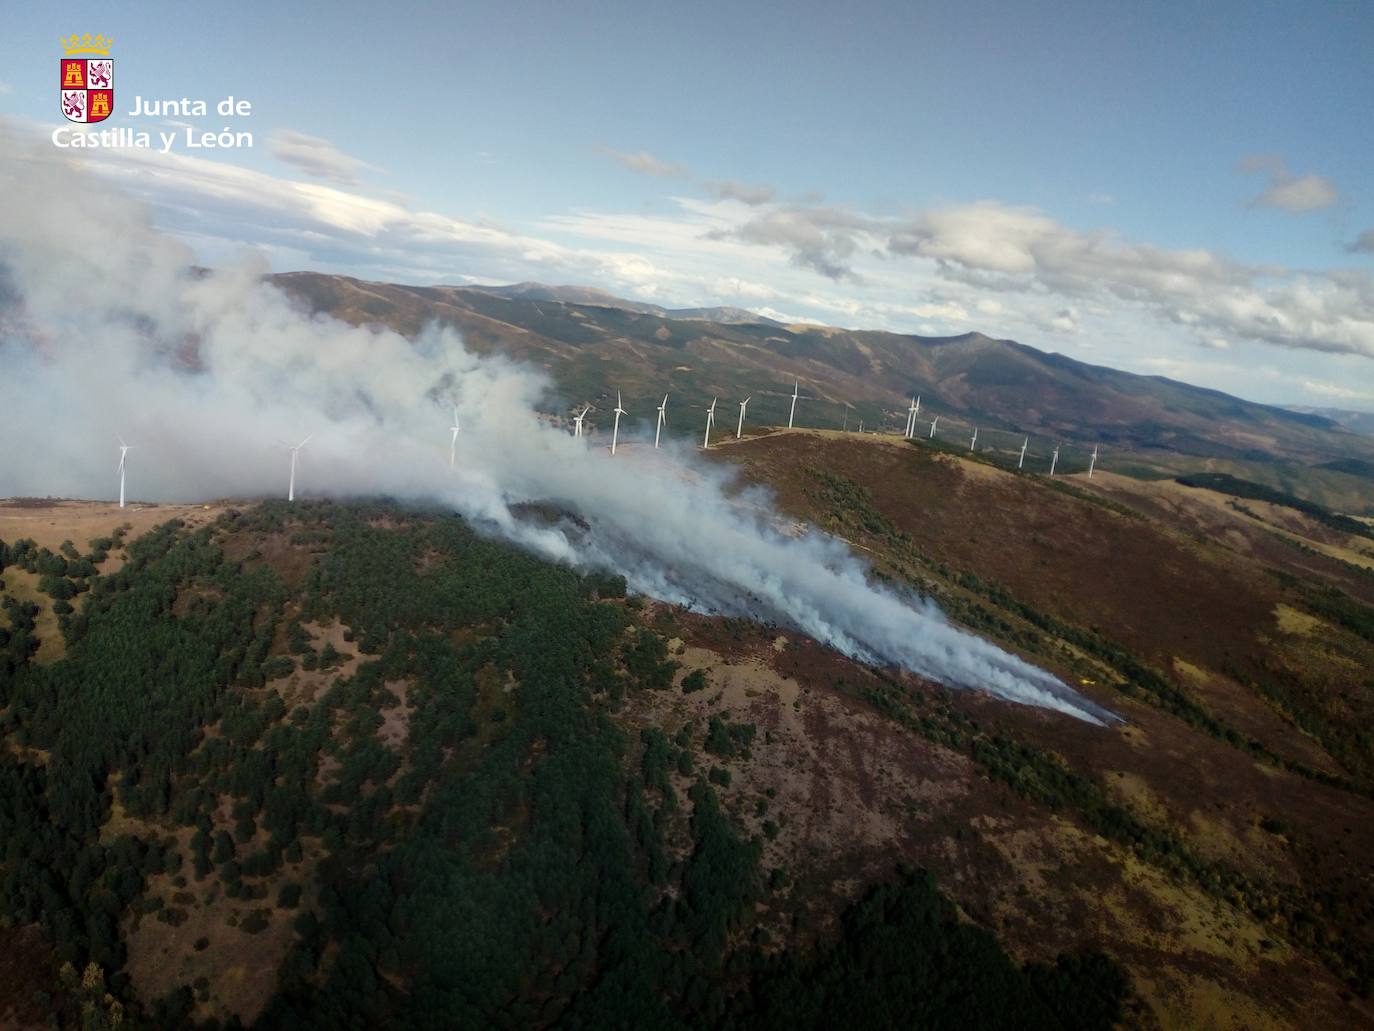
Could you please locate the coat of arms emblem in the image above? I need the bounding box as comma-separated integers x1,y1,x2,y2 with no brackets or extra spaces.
60,34,114,124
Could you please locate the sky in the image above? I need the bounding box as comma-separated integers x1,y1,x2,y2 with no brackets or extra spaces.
3,0,1373,410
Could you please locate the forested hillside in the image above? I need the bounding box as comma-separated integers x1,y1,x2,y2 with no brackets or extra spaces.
0,502,1128,1028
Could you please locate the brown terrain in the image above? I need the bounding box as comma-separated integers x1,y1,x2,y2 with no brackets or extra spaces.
2,426,1372,1027
686,428,1374,1027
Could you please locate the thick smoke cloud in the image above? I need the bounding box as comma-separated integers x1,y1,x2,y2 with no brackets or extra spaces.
0,138,1114,726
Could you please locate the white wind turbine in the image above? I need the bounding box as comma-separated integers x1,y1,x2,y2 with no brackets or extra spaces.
610,393,626,455
448,407,460,470
905,396,921,439
788,379,800,428
116,437,133,509
278,435,312,501
703,396,718,448
842,402,852,432
928,415,940,439
573,404,592,438
969,427,978,452
1088,444,1099,478
655,394,668,448
736,396,751,438
1049,445,1060,476
1018,437,1029,470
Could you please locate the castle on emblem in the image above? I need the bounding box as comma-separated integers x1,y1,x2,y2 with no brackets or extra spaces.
60,34,114,124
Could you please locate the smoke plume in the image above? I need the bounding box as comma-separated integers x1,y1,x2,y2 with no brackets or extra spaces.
0,131,1115,725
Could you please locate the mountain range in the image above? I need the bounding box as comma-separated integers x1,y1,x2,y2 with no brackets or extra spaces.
276,273,1374,509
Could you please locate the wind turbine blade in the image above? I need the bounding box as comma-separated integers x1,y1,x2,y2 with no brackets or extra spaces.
296,435,313,449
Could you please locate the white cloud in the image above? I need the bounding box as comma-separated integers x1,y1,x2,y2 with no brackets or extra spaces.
706,180,776,205
713,204,875,280
707,276,779,300
1302,380,1374,402
0,81,13,95
718,199,1374,359
751,306,825,325
1241,155,1339,213
1087,193,1115,205
1049,308,1078,333
270,129,377,187
602,148,685,178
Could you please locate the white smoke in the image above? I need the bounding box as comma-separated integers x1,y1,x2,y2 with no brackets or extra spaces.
0,129,1115,725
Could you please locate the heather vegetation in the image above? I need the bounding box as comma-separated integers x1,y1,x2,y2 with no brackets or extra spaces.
802,466,1374,1000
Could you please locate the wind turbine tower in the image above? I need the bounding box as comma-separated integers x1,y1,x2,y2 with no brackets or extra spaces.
116,438,132,509
573,405,591,438
611,393,626,455
703,397,718,448
788,380,800,428
1089,444,1099,478
929,416,940,439
281,436,312,502
655,394,668,449
905,396,920,439
1018,437,1028,469
969,427,978,452
736,396,751,438
1049,446,1060,477
448,407,460,470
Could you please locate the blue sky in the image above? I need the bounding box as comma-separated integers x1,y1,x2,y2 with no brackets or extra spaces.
3,0,1373,409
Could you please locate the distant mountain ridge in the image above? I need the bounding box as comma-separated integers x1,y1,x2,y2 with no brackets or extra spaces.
1285,406,1374,438
274,273,1374,482
459,281,784,327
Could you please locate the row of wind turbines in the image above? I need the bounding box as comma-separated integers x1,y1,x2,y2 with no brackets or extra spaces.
585,380,804,456
899,395,1100,477
107,381,1099,507
583,382,1099,478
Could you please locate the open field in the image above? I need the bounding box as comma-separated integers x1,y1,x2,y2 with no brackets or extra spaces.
0,499,230,557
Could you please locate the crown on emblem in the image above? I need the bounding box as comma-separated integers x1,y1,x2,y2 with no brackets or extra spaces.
62,33,113,56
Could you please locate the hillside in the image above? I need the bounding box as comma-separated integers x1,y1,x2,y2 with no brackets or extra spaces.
1,497,1133,1029
274,274,1374,499
460,282,784,326
3,426,1374,1027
